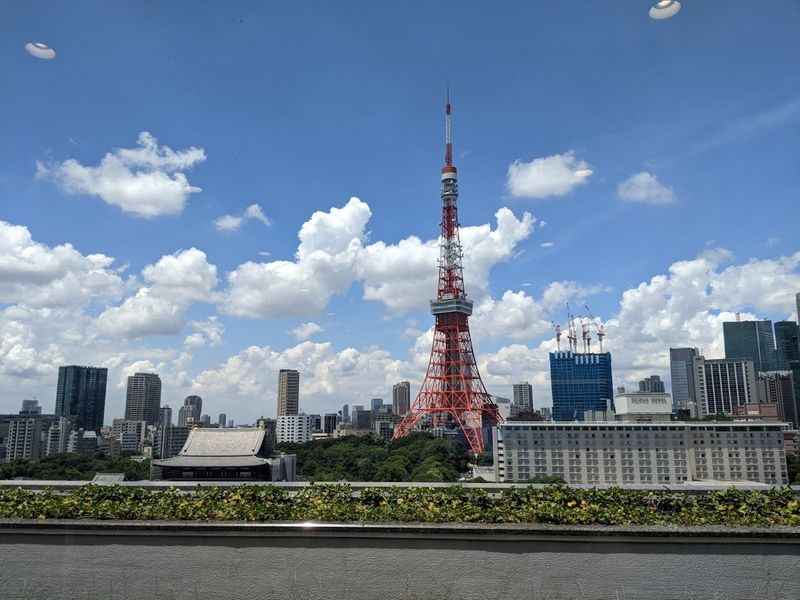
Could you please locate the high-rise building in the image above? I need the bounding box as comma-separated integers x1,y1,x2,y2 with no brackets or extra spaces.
20,399,41,415
277,369,300,417
757,371,799,428
200,414,211,426
723,320,778,373
159,406,172,428
549,352,614,422
125,373,162,426
55,365,108,431
669,348,699,415
512,382,534,411
218,413,227,428
351,406,371,430
693,356,757,416
323,413,340,434
276,414,311,444
392,382,411,416
308,414,322,432
341,404,350,423
775,321,800,368
370,398,383,412
178,395,202,426
638,375,665,393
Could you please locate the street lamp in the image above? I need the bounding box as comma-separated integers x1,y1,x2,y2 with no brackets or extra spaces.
649,0,682,20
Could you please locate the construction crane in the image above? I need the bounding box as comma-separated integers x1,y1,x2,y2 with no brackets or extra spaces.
584,304,607,353
551,321,563,351
581,318,592,353
565,302,579,353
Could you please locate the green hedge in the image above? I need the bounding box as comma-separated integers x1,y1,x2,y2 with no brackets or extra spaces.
0,485,799,526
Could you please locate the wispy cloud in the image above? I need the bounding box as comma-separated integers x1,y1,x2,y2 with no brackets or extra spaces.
691,97,800,155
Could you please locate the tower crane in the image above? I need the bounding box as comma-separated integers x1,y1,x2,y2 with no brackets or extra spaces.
584,304,606,353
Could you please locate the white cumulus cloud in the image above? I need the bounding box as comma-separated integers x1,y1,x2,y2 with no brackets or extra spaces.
617,172,675,205
37,131,206,218
291,322,323,341
507,151,593,199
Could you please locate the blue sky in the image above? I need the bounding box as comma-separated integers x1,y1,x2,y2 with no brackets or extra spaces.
2,1,799,423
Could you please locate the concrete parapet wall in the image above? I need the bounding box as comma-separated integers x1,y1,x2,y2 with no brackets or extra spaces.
0,520,798,600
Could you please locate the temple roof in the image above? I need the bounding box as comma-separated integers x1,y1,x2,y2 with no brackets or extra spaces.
152,427,270,469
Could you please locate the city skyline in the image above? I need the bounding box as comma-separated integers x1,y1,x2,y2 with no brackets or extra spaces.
2,2,800,423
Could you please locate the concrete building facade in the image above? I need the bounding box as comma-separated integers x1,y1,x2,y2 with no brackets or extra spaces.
694,356,758,416
513,382,534,411
277,369,300,417
392,381,411,416
276,414,311,444
125,373,162,426
494,422,788,485
670,347,699,415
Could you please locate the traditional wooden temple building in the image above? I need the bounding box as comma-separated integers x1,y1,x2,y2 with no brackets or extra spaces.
151,427,296,481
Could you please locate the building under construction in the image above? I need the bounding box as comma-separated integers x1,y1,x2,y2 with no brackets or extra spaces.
549,305,614,422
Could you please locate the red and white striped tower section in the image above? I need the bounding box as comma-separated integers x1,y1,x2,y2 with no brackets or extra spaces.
392,96,501,455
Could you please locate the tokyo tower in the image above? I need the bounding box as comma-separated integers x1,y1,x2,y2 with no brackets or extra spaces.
392,95,500,455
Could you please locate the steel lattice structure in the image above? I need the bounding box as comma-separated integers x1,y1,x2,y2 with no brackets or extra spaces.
392,96,500,455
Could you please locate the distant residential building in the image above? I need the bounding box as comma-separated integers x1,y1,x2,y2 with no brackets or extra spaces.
670,348,700,416
308,414,322,432
112,419,147,453
733,403,782,423
227,419,234,428
218,413,227,428
723,320,778,374
694,356,758,416
373,415,397,440
323,413,340,434
494,422,788,485
614,391,672,422
638,375,665,393
539,407,552,421
178,396,203,426
200,414,211,426
351,406,371,430
757,371,799,428
276,414,311,444
392,381,411,416
549,351,614,421
152,428,296,481
20,399,42,416
341,404,350,423
492,396,513,420
512,382,534,411
370,398,383,412
154,425,190,459
45,417,72,457
67,429,98,456
159,406,172,428
56,365,108,431
277,369,300,417
125,373,162,426
5,416,53,462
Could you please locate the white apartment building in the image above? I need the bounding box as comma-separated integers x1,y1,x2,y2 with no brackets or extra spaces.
276,414,312,444
494,422,788,486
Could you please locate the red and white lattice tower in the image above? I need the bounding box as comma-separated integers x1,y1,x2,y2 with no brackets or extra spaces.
392,95,500,455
